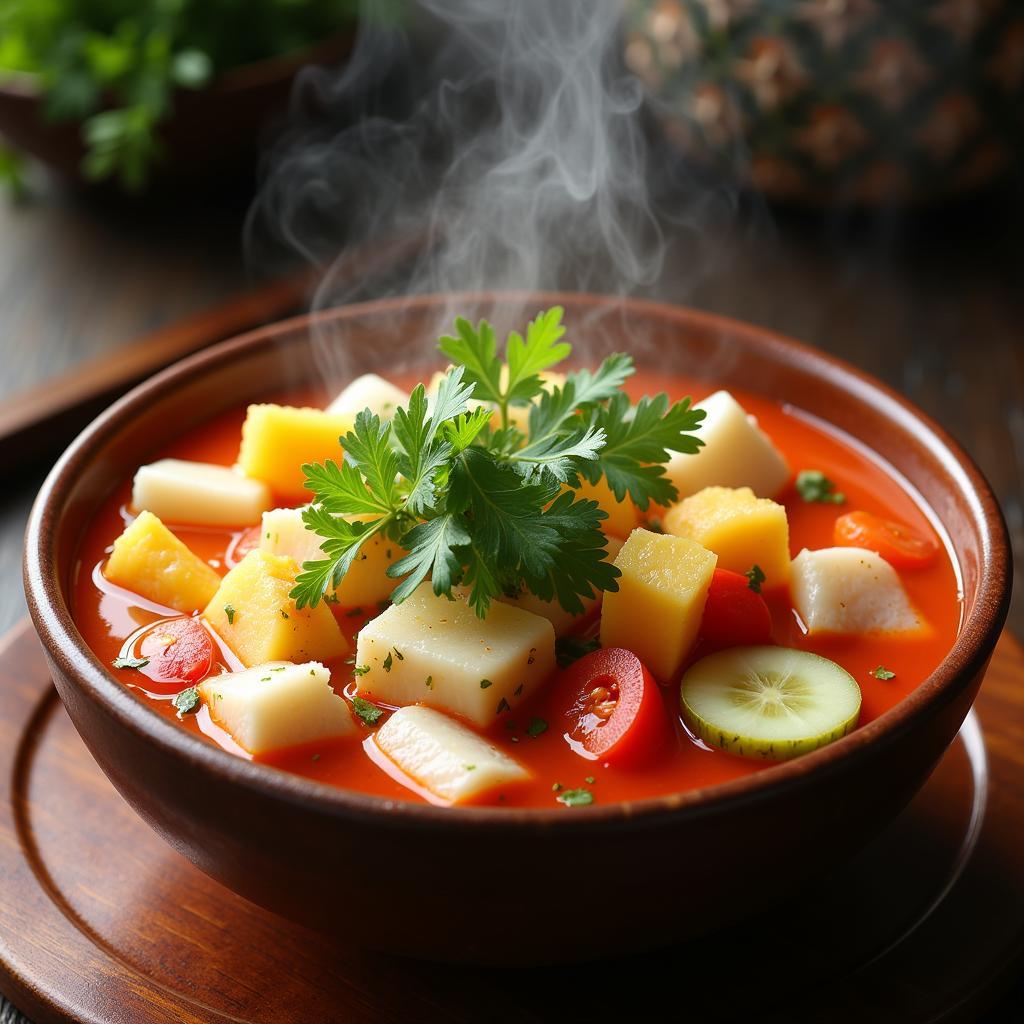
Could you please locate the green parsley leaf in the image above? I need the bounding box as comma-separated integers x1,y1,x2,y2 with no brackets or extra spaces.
112,654,149,670
383,652,393,673
527,717,548,738
871,666,896,681
171,686,200,719
479,678,493,689
745,564,766,594
557,788,594,807
352,696,384,725
352,664,371,677
795,470,846,504
555,634,601,667
224,603,236,625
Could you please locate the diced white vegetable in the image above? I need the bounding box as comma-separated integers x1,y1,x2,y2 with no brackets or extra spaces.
354,582,556,726
498,536,624,635
790,547,924,635
198,661,355,754
260,506,402,608
325,373,408,420
665,390,790,499
374,705,529,804
132,459,271,527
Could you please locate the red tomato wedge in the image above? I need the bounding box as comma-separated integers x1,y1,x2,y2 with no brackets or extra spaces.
226,525,263,568
699,569,772,652
833,510,938,569
556,648,669,768
136,616,215,685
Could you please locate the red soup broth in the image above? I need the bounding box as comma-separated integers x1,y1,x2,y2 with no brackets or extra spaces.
71,371,962,809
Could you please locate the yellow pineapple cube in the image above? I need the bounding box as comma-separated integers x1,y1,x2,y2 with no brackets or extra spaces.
237,404,352,501
663,486,790,589
573,475,639,539
104,510,221,613
600,529,717,681
203,550,348,667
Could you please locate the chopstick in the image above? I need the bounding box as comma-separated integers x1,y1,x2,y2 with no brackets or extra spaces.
0,230,429,475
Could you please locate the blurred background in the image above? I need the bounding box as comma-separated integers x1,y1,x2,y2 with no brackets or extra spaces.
0,0,1021,1019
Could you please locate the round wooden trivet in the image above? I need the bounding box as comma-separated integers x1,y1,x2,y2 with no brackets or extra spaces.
1,618,1021,1024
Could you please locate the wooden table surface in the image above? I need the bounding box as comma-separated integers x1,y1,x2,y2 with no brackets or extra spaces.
0,175,1021,1022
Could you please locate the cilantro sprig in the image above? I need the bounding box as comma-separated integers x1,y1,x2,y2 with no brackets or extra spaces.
291,307,704,618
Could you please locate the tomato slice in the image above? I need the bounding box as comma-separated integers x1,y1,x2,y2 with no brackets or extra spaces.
225,525,263,568
556,648,669,767
136,616,215,685
833,510,938,569
699,569,773,653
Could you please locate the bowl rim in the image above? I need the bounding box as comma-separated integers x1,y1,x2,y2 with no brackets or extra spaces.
23,290,1012,831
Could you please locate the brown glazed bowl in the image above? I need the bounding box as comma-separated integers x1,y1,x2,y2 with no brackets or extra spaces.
24,293,1010,964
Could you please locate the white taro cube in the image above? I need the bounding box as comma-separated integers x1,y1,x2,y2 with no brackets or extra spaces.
260,506,402,608
354,583,556,726
132,459,271,527
790,547,924,635
375,705,530,804
497,536,624,635
198,661,355,755
326,373,408,419
665,390,790,499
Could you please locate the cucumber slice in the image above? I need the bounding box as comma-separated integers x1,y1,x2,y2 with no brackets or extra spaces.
680,646,861,761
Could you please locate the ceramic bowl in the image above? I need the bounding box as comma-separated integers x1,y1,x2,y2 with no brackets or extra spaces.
23,293,1010,963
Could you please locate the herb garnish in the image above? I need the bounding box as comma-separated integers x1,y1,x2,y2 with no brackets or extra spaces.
555,634,601,667
352,696,384,725
112,654,149,670
557,788,594,807
383,652,393,673
290,307,704,618
352,664,371,677
527,717,548,738
745,564,766,594
171,686,200,719
871,666,896,681
224,603,236,625
795,470,845,504
479,678,493,689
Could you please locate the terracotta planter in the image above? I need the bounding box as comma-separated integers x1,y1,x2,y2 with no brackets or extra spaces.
23,293,1010,963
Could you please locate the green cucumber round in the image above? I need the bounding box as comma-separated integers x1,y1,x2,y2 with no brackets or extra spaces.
680,646,862,761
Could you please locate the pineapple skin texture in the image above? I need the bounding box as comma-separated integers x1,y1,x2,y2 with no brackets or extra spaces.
104,510,221,613
663,486,791,589
203,550,348,667
600,528,717,681
237,404,352,500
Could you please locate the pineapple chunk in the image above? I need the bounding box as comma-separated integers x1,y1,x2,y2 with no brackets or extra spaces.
574,475,638,539
374,705,529,804
237,404,352,500
104,510,220,613
663,486,790,588
354,583,555,726
203,550,348,667
325,373,408,420
260,507,405,608
600,528,717,681
791,547,924,635
498,536,624,635
198,661,355,755
132,458,271,527
665,390,790,499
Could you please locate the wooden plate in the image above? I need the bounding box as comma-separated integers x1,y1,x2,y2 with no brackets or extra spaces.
1,618,1022,1023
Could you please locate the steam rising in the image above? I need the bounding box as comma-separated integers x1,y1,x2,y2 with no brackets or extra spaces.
245,0,743,383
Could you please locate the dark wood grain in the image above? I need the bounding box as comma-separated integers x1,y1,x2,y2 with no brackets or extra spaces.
0,617,1020,1023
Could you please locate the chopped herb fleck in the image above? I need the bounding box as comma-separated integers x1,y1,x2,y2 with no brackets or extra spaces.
745,564,766,594
464,764,476,771
552,782,563,792
280,609,290,619
383,652,393,673
260,676,271,682
795,470,845,504
871,666,896,681
346,606,365,618
270,666,286,672
224,603,236,625
647,517,663,533
527,716,548,738
352,696,384,725
514,683,524,697
527,648,536,665
496,697,511,714
171,686,200,719
480,678,493,689
353,664,371,677
425,675,434,689
557,788,594,807
112,654,149,671
555,634,601,667
584,775,595,785
393,648,405,661
312,753,321,762
324,592,340,606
